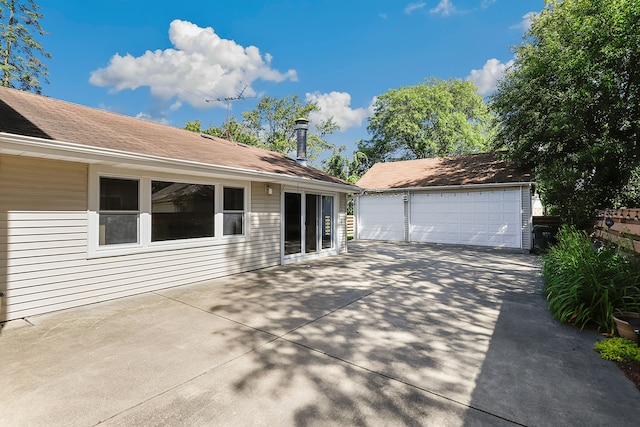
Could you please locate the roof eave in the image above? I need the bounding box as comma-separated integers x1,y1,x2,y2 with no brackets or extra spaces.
0,132,360,193
358,181,534,194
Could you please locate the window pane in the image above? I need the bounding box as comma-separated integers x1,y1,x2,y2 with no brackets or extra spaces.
99,214,138,245
222,187,244,236
100,178,138,211
151,181,214,241
223,187,244,210
223,213,244,235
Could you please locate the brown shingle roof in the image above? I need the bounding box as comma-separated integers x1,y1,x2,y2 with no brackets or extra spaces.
356,153,531,189
0,86,352,187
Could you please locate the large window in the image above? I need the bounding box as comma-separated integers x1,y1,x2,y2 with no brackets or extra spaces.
223,187,245,235
99,177,139,245
151,181,214,241
91,169,250,255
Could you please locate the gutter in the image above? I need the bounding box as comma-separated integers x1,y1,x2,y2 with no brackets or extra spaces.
358,181,534,195
0,132,360,193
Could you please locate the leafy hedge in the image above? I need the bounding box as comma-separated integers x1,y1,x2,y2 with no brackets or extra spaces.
542,225,640,333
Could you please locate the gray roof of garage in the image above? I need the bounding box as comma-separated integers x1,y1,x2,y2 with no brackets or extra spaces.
357,152,532,190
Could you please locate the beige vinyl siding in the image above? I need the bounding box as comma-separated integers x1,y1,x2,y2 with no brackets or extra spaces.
2,155,282,321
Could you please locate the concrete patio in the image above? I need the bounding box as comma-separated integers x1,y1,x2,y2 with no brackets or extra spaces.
1,241,638,426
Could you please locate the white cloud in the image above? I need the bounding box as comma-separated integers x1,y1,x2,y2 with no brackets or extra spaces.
481,0,496,8
404,2,426,14
305,92,373,131
510,12,538,32
466,58,514,96
90,19,297,109
430,0,456,16
135,112,170,125
169,100,182,112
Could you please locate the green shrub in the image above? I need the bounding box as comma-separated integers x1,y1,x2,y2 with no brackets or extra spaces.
594,337,640,362
542,225,640,333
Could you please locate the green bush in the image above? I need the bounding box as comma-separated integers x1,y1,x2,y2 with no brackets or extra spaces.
594,337,640,362
542,225,640,333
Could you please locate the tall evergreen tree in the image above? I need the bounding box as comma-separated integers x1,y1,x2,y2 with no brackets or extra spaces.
1,0,52,94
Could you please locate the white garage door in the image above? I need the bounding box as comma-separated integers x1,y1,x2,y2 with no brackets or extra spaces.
409,189,521,248
357,194,405,241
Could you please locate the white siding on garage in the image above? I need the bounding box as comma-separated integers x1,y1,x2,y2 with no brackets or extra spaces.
521,186,533,250
1,154,283,321
409,189,522,248
356,193,405,241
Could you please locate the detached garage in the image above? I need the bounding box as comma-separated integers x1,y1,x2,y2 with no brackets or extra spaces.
355,153,534,251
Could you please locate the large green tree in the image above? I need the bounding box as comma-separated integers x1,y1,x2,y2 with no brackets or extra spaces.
358,77,494,169
492,0,640,229
241,95,338,163
183,117,259,146
321,145,368,184
0,0,51,93
184,95,339,166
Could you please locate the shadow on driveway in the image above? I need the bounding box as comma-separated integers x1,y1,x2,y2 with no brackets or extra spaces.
1,241,638,426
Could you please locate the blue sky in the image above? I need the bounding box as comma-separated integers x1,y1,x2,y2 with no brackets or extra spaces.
38,1,541,161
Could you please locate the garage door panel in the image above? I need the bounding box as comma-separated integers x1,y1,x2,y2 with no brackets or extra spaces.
410,189,521,248
358,195,405,241
461,231,487,245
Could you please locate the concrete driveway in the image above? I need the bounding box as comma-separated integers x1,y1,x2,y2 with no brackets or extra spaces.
1,241,638,426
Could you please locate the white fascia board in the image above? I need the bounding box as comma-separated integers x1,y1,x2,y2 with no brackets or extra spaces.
0,132,359,193
359,181,534,194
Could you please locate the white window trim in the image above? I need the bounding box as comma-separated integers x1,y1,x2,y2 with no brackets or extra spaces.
96,177,141,246
221,185,247,237
88,165,251,258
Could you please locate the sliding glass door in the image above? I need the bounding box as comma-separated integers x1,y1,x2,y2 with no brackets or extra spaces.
284,191,334,257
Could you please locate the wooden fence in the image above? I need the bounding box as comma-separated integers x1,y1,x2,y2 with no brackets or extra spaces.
347,215,355,238
594,208,640,253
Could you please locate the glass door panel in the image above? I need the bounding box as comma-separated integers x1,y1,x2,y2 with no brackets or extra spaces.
322,195,333,249
305,194,318,253
284,192,302,255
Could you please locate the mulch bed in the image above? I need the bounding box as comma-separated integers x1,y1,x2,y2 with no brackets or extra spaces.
617,360,640,391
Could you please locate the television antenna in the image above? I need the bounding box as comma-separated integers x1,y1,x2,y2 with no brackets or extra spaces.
205,85,256,140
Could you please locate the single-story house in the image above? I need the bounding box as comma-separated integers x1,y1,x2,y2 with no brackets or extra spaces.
355,153,534,251
0,86,357,322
